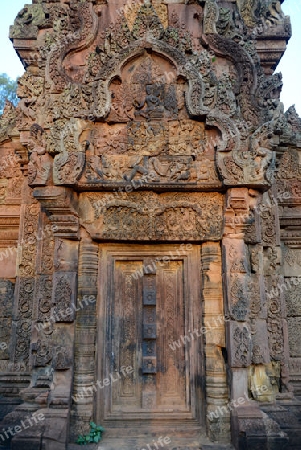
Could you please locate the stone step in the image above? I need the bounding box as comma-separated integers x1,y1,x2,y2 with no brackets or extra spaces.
68,438,234,450
261,402,301,449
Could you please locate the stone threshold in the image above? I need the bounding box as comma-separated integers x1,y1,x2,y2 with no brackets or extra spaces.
68,438,234,450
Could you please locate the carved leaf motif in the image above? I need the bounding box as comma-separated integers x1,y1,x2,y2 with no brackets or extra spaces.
86,192,223,241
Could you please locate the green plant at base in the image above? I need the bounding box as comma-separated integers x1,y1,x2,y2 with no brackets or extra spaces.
76,422,105,445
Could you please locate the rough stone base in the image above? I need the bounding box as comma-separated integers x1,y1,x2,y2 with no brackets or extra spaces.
230,403,300,449
0,408,69,450
261,401,301,449
0,398,22,422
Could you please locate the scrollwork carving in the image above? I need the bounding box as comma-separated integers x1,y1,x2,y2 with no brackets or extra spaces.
85,192,223,241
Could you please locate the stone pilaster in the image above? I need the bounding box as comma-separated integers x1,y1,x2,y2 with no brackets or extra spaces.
201,241,230,442
70,234,99,439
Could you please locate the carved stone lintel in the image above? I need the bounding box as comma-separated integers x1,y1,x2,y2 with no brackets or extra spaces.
82,191,223,241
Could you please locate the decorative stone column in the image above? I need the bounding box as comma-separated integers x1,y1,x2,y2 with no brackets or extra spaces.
70,233,99,439
201,241,230,442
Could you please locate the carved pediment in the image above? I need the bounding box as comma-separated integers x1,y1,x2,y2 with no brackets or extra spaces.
9,0,286,191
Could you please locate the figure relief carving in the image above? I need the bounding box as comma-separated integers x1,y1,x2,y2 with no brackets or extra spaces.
3,0,301,447
53,119,87,185
229,274,250,321
28,124,52,186
0,101,17,144
84,192,223,241
277,149,301,181
230,323,252,367
203,0,219,34
237,0,258,28
81,108,220,187
16,73,44,129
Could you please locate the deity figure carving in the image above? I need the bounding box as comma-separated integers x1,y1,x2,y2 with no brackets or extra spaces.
28,124,51,186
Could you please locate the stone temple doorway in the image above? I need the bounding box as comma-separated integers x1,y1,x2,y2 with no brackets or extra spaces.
96,244,204,439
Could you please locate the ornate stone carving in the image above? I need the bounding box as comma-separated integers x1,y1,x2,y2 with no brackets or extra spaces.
18,204,40,278
52,273,76,323
16,72,44,130
13,279,35,367
0,280,14,361
70,238,98,440
229,322,252,368
287,317,301,358
217,139,274,186
284,279,301,317
32,328,73,371
10,3,48,39
28,124,51,186
53,119,87,185
251,320,270,365
0,150,22,180
229,275,250,321
237,0,258,28
47,1,99,92
0,101,17,143
203,0,219,34
35,275,53,324
84,192,223,241
265,276,284,362
32,337,53,367
1,0,300,448
83,153,219,186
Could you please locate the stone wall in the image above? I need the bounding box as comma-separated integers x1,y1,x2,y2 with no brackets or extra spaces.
0,1,300,449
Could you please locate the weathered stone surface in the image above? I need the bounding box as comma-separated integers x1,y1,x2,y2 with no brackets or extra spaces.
0,0,300,449
82,191,223,241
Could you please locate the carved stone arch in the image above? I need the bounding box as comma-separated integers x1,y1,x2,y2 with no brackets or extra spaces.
91,38,211,120
202,33,261,127
206,111,241,153
46,1,99,92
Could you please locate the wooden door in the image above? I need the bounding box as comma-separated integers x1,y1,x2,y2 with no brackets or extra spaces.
97,245,203,425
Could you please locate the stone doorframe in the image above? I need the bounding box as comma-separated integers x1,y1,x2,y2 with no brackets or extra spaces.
32,185,266,445
69,236,229,443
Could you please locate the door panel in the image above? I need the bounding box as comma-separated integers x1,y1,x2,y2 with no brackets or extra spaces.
156,261,186,409
97,245,202,424
112,261,143,409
